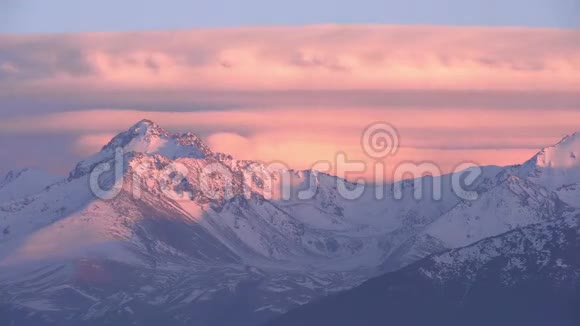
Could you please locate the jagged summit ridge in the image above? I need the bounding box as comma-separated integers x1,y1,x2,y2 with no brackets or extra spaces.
523,131,580,169
71,120,213,179
515,131,580,201
103,119,212,158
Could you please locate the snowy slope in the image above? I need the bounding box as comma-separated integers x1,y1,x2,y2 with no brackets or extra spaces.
268,215,580,326
515,132,580,207
380,170,571,270
424,174,567,248
0,169,61,204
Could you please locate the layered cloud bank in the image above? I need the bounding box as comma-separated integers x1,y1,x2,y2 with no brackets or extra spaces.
0,25,579,177
2,25,580,92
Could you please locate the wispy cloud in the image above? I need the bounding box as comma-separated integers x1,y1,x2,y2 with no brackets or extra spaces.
1,108,578,137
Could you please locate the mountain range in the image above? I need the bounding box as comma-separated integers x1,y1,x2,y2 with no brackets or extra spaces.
0,120,578,325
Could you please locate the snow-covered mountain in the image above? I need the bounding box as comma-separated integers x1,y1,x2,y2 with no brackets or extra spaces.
383,172,570,270
0,120,578,326
269,132,580,326
268,214,580,326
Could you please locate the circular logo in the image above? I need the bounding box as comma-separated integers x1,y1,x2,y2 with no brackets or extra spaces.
361,122,400,159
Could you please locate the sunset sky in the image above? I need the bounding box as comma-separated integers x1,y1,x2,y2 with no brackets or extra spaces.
1,1,579,179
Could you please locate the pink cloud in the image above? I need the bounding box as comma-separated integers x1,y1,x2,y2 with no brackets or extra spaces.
1,25,578,178
1,108,578,138
204,131,540,179
74,133,117,155
16,108,574,180
1,25,579,93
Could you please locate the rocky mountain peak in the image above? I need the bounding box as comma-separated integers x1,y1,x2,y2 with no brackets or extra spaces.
525,132,580,169
70,120,214,179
